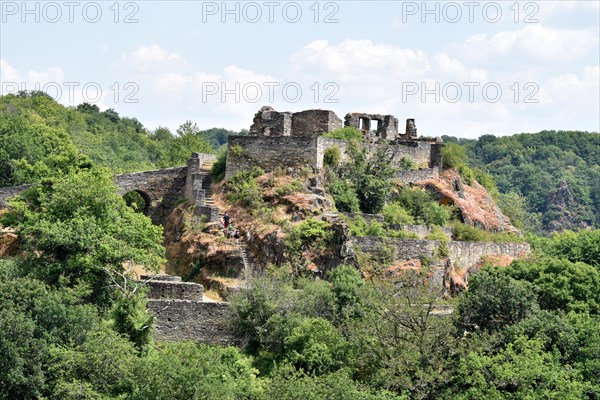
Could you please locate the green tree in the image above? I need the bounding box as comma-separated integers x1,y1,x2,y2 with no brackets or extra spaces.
0,275,99,400
263,368,407,400
283,317,349,375
444,336,594,399
456,268,538,333
350,277,456,398
508,258,600,314
47,325,138,398
342,145,396,214
547,229,600,270
133,342,261,400
1,168,165,302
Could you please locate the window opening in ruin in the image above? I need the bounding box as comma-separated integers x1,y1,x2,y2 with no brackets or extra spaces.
359,117,370,131
371,119,379,134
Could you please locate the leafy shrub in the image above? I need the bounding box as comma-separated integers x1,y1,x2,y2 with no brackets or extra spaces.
283,317,349,374
229,144,244,157
451,222,488,242
225,167,264,208
451,222,523,243
398,156,417,170
274,179,303,198
420,201,451,226
322,127,363,141
323,146,341,168
457,164,475,185
441,143,468,169
386,229,419,239
382,203,415,225
328,176,360,213
395,187,451,225
424,225,449,241
287,218,334,255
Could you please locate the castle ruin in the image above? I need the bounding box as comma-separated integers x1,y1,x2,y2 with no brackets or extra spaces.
226,106,442,183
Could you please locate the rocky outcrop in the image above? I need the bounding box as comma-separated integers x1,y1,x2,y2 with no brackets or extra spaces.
544,180,593,234
0,228,19,257
421,169,520,234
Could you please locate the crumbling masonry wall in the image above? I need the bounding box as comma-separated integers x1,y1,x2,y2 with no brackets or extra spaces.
292,109,343,137
227,135,443,181
143,275,237,345
147,300,237,345
249,107,342,137
352,237,530,271
225,135,319,178
142,275,204,301
344,112,398,141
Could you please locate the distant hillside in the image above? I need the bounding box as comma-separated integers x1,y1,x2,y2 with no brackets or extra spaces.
444,131,600,234
0,91,244,187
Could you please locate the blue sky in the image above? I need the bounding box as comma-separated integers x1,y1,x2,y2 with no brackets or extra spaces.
1,0,599,138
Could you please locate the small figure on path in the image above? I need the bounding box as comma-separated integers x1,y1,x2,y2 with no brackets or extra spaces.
223,212,230,229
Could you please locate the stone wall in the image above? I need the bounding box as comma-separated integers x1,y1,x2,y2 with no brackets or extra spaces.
397,224,453,239
144,279,204,301
225,135,319,178
226,135,441,183
448,241,531,270
352,237,439,261
316,137,353,169
147,300,237,345
396,168,439,183
116,167,187,225
390,140,441,168
142,274,237,345
249,107,292,136
0,184,33,207
344,112,398,141
352,236,530,270
292,109,342,137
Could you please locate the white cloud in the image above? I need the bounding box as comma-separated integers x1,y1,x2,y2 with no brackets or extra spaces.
538,65,600,107
27,66,64,85
0,59,21,82
463,25,598,61
290,39,430,82
117,44,189,72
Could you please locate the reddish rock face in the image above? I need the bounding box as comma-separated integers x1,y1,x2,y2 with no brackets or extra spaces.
420,169,521,235
0,229,19,257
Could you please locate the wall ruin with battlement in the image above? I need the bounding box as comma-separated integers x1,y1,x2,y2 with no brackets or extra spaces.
249,106,342,137
226,106,442,182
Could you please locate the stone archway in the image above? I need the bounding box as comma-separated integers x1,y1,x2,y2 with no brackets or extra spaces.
123,190,152,215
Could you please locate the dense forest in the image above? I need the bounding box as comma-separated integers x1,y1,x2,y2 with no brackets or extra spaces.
0,91,244,188
444,132,600,234
1,92,599,399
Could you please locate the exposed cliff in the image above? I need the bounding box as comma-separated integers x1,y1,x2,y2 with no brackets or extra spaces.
420,169,521,234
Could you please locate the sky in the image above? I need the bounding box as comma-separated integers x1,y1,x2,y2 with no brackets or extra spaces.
1,0,599,138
